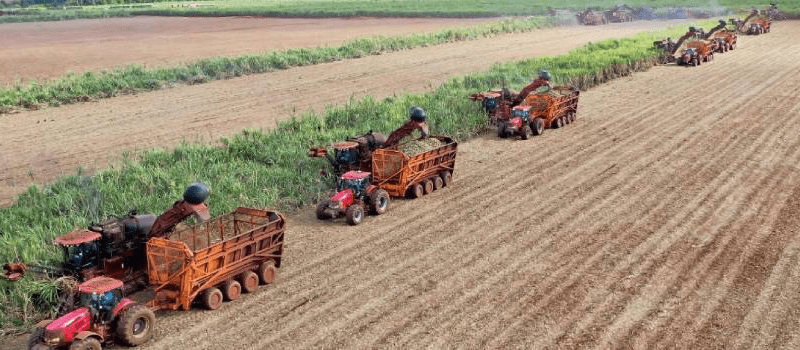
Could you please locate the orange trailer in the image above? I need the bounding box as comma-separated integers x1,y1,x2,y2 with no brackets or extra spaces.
371,136,458,198
146,208,284,311
521,86,580,130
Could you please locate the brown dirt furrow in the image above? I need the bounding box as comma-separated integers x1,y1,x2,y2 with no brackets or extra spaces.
96,21,800,350
0,19,696,206
453,60,800,349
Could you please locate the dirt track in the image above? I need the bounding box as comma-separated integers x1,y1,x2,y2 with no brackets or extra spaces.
0,19,693,206
104,22,800,349
0,16,495,85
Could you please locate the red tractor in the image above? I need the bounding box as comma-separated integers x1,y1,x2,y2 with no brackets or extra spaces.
28,277,155,350
498,105,542,140
315,170,389,225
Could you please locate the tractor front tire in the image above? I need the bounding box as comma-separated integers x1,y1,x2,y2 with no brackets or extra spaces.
370,189,389,215
69,338,102,350
497,124,508,138
28,327,46,350
316,200,331,220
521,125,531,140
116,304,156,346
346,205,364,225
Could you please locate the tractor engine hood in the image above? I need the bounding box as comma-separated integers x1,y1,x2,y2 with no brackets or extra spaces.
330,189,355,209
508,117,524,129
45,307,91,346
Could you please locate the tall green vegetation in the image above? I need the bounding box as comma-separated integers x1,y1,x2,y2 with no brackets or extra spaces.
0,20,713,335
0,16,554,113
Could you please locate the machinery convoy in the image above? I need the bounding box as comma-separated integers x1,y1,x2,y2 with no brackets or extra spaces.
5,12,779,348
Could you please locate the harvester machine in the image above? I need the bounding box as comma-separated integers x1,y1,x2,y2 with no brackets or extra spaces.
469,87,516,127
308,111,429,177
765,3,786,20
2,183,211,296
576,9,607,25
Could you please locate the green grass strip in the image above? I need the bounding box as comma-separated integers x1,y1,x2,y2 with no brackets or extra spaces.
0,16,555,114
0,19,715,335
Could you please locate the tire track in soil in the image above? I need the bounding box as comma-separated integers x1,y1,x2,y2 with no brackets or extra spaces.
129,22,800,350
0,19,696,206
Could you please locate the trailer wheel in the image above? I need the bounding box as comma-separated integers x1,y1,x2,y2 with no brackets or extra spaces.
370,189,389,215
223,280,241,301
240,271,259,293
316,200,331,220
520,125,531,140
531,118,544,135
568,113,576,124
202,288,223,310
116,304,155,346
346,205,364,225
552,117,562,129
692,58,698,66
423,179,434,194
69,338,102,350
433,176,444,190
440,171,452,187
410,183,424,198
258,260,277,285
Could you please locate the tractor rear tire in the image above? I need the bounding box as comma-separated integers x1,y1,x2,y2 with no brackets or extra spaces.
69,338,102,350
433,176,444,190
346,205,364,225
258,260,277,285
316,200,331,220
202,288,223,310
423,179,434,194
370,189,389,215
440,171,452,187
521,125,531,140
410,183,424,198
531,118,544,135
240,271,259,293
222,280,241,301
116,304,155,346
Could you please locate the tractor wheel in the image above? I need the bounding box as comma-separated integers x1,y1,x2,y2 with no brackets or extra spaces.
69,338,102,350
531,118,544,135
240,271,259,293
115,304,155,346
222,280,241,301
433,176,444,190
423,179,434,194
346,205,364,225
259,260,277,284
497,124,507,138
370,189,389,215
316,200,331,220
28,327,45,350
202,287,223,310
440,171,452,187
521,125,531,140
410,183,424,198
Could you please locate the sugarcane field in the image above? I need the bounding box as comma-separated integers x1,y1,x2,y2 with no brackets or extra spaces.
1,1,799,349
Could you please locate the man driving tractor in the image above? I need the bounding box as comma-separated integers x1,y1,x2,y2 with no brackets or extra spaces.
512,69,553,106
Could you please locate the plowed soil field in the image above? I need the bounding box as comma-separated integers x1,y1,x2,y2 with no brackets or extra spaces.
0,16,497,85
0,19,693,206
117,22,800,349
